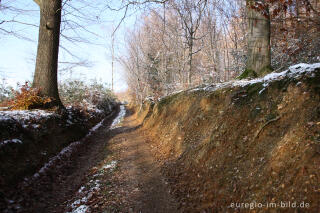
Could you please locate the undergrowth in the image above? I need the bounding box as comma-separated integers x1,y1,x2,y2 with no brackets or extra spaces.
2,82,52,110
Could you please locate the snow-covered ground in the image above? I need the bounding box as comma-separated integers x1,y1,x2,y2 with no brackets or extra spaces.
0,110,56,124
0,138,22,147
0,110,58,147
0,105,114,149
190,63,320,93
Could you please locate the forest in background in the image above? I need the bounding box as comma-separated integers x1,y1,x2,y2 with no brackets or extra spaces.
120,0,320,103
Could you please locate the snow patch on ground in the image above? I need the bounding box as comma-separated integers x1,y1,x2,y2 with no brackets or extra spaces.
68,179,101,213
68,160,118,212
70,204,90,213
0,110,55,125
78,186,85,193
0,139,22,147
89,119,104,133
103,160,117,170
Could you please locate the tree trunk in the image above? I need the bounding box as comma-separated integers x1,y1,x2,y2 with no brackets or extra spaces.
33,0,62,106
243,0,271,78
188,38,193,85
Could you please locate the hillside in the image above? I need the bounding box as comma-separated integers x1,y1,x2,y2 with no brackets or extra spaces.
135,63,320,212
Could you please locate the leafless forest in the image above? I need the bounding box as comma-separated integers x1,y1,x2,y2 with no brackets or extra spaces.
119,0,320,103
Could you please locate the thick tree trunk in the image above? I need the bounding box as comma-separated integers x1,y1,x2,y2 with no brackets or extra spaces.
33,0,62,106
243,0,272,78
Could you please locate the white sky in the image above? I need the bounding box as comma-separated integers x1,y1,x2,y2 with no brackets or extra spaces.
0,0,142,92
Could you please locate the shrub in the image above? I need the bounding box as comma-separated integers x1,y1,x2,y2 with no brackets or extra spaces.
58,79,116,112
0,78,14,105
7,82,52,110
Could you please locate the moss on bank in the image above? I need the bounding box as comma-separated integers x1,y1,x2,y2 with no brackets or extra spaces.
238,65,273,80
237,69,258,80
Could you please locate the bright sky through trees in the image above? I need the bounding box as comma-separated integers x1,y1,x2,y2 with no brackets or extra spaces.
0,0,138,92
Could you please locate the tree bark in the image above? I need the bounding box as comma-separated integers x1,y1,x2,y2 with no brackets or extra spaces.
33,0,62,106
244,0,271,78
188,38,193,85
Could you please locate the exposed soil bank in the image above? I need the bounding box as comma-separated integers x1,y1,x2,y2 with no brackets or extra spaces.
137,64,320,212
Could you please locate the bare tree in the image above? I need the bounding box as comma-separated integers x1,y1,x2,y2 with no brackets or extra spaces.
120,0,249,102
169,0,207,86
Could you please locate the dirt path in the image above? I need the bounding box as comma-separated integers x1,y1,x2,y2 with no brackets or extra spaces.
4,106,178,213
66,107,178,213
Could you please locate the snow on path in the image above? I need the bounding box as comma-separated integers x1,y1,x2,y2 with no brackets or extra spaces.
71,205,90,213
67,106,126,213
67,160,118,213
110,105,126,129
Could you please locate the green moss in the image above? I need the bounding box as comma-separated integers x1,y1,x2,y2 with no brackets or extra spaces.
238,66,273,79
157,93,179,111
272,78,290,92
246,82,264,97
237,69,258,80
265,113,278,122
305,70,320,93
259,65,273,77
250,105,262,119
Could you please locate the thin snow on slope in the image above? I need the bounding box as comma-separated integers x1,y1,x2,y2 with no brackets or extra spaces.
86,119,105,137
191,63,320,93
90,119,104,132
0,110,55,123
33,141,81,178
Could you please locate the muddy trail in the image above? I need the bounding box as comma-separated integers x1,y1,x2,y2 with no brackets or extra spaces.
3,105,178,213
